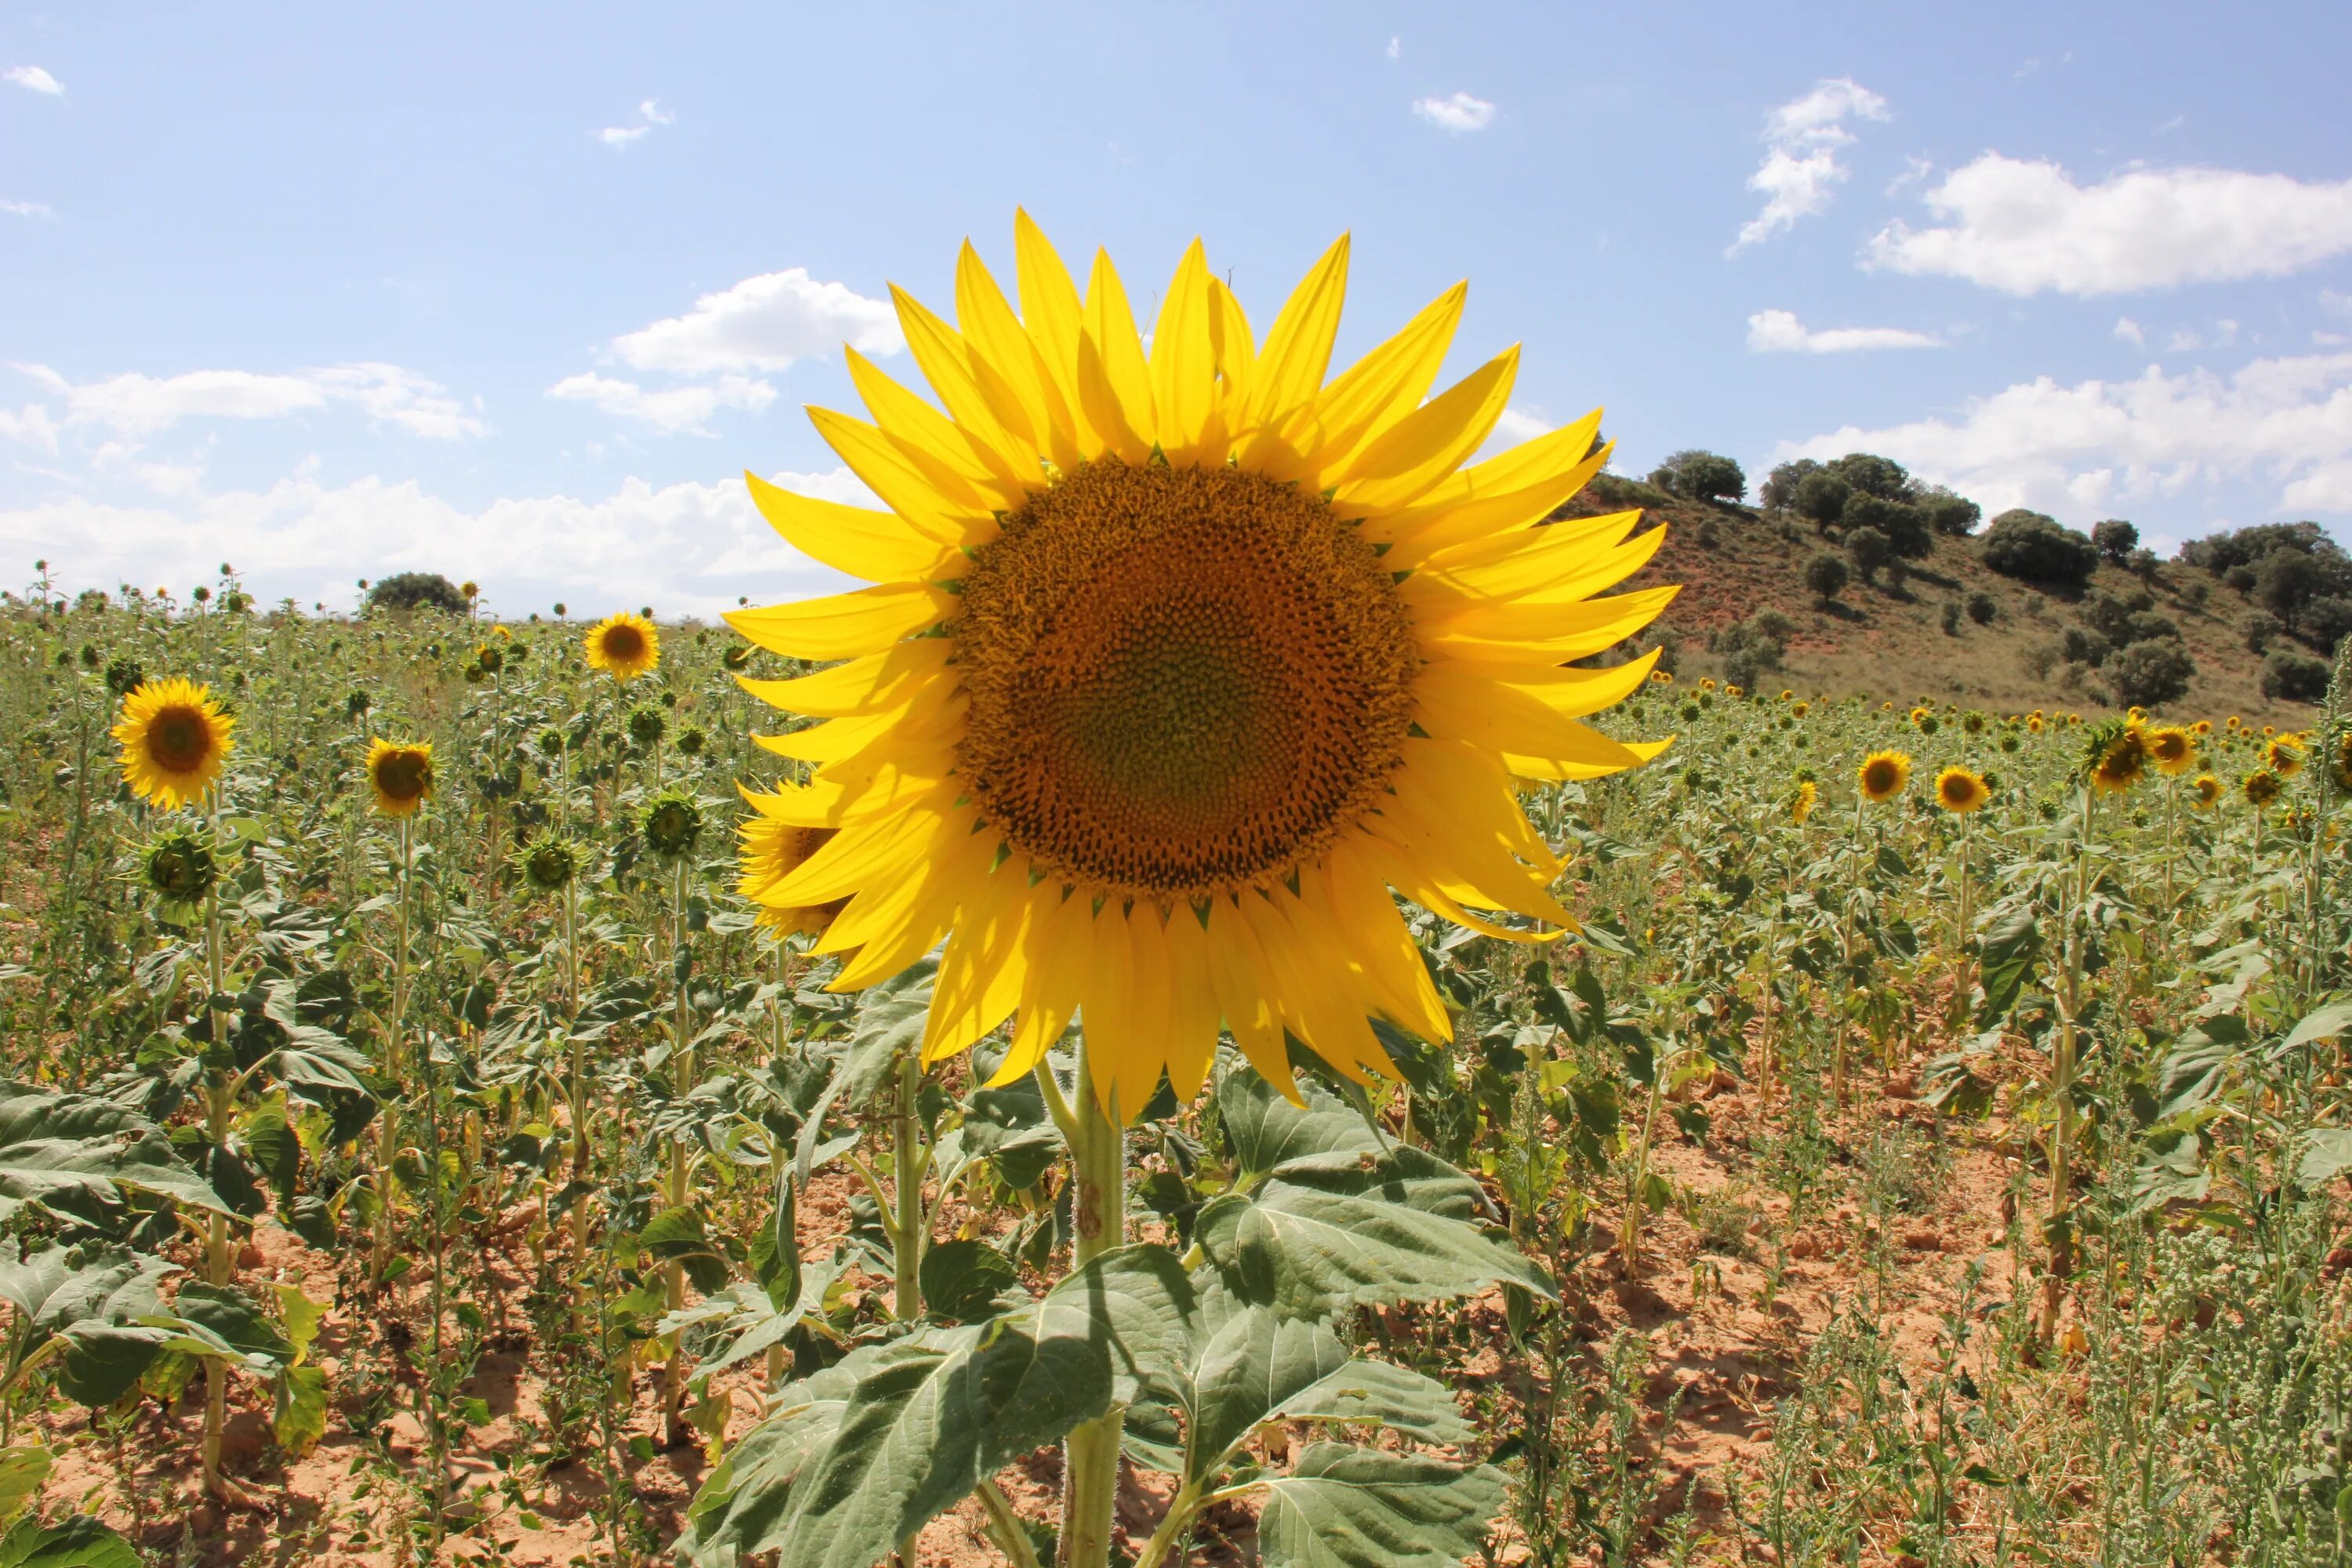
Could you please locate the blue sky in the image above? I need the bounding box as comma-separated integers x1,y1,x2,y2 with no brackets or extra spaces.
5,1,2352,617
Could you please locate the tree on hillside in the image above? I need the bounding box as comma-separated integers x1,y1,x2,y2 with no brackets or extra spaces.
1846,525,1893,584
1759,459,1820,513
1966,590,1998,625
1825,452,1918,503
1982,510,2098,591
1804,552,1850,604
364,572,470,615
1649,449,1747,505
2262,648,2331,702
2091,519,2139,561
2255,546,2352,634
1920,485,1983,537
1792,470,1852,532
2106,637,2196,709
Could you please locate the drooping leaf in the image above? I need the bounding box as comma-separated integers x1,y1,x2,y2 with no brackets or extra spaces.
1196,1148,1552,1317
1185,1305,1467,1484
0,1084,229,1229
0,1448,51,1527
916,1240,1020,1324
0,1514,143,1568
1255,1444,1505,1568
1213,1062,1381,1179
2281,1002,2352,1054
1973,902,2042,1025
2297,1128,2352,1188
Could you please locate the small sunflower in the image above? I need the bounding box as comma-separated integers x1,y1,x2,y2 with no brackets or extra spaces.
2084,720,2147,795
365,739,434,817
2192,719,2212,735
1778,688,1794,702
2027,715,2045,734
2126,706,2147,725
585,612,660,683
1961,710,1986,735
1908,705,1930,726
514,831,583,895
2267,736,2303,777
2146,725,2195,776
2243,768,2281,808
1790,779,1817,824
1649,669,1673,684
112,677,234,809
641,789,705,859
1858,750,1912,803
1790,700,1809,719
143,827,218,911
2332,732,2352,792
737,798,847,936
475,642,504,676
1934,765,1990,814
2191,773,2222,809
1699,677,1717,692
627,703,668,749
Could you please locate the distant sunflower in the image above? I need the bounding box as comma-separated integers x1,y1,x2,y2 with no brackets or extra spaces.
112,677,234,810
2085,720,2147,795
1908,706,1930,726
2146,725,2196,776
2267,736,2303,778
1858,750,1911,803
728,216,1674,1116
2191,773,2223,809
1934,765,1990,814
1649,669,1673,684
2333,733,2352,793
365,739,434,817
2027,715,2045,734
2243,768,2281,808
1778,688,1794,701
737,796,846,937
585,612,660,683
1790,700,1810,719
1791,779,1817,824
2192,719,2212,735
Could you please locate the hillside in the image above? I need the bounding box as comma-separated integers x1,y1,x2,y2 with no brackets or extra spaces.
1571,476,2320,724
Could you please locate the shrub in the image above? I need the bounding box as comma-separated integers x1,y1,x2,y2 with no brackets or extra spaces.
1792,471,1852,532
1696,518,1720,549
1981,510,2098,590
1824,452,1917,503
2127,547,2160,580
1650,449,1747,505
363,572,470,615
1965,590,1997,626
2180,580,2210,612
1940,601,1962,636
2019,642,2060,680
1803,552,1849,602
2060,626,2110,667
1759,459,1819,513
2106,638,2195,709
1712,612,1791,691
1919,487,1982,538
2091,519,2139,561
1846,525,1893,583
2246,614,2284,655
1749,607,1796,644
2306,595,2352,652
2261,648,2332,702
2255,546,2352,633
2084,589,2158,646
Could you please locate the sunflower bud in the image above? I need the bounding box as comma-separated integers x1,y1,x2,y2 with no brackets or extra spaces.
640,789,704,858
677,726,706,757
345,689,372,720
723,645,752,672
515,831,583,894
475,643,504,676
145,829,218,905
103,657,145,698
627,705,667,749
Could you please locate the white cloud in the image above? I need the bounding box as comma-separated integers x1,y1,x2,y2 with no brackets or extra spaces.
1493,408,1552,442
1411,93,1494,133
1730,78,1889,254
1386,36,1400,60
1746,308,1940,354
0,465,876,619
4,65,61,96
5,362,484,440
597,98,673,147
609,268,902,374
2321,289,2352,321
1773,350,2352,524
546,371,775,434
2,200,53,219
2114,318,2146,347
1867,154,2352,296
0,405,60,452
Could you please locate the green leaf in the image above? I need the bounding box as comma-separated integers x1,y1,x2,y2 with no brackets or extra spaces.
2158,1018,2250,1120
691,1246,1194,1568
680,1367,860,1566
1196,1148,1552,1317
273,1363,328,1454
840,960,936,1106
0,1516,140,1568
164,1282,292,1371
1214,1062,1381,1179
0,1083,230,1228
0,1448,52,1527
272,1283,326,1362
916,1240,1019,1324
1973,902,2041,1025
1256,1444,1504,1568
2298,1128,2352,1188
1185,1305,1467,1485
2282,1002,2352,1052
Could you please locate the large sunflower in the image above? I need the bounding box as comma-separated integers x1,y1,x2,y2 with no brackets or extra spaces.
365,739,434,817
737,794,844,937
112,677,234,810
2146,725,2195,776
585,612,660,683
1933,765,1989,814
728,216,1674,1118
1857,750,1911,803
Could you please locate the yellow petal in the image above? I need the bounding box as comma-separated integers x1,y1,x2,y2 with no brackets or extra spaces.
1353,830,1566,945
1318,848,1453,1044
844,348,1028,510
986,885,1086,1087
890,283,1040,477
1432,646,1661,722
1160,902,1223,1104
738,767,947,829
1149,238,1219,463
808,406,993,545
1236,234,1348,441
726,582,955,662
1388,409,1606,526
1077,249,1156,464
1413,669,1650,775
1075,902,1140,1121
736,638,953,718
1330,344,1519,513
1410,518,1668,614
1418,584,1679,659
1012,209,1102,458
923,859,1037,1063
958,238,1082,472
1308,281,1465,470
744,470,962,585
1207,895,1296,1099
764,800,953,908
1370,448,1610,566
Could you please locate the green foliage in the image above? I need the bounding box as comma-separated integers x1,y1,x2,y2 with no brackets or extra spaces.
1648,450,1746,505
1803,551,1849,602
361,572,470,616
1982,509,2099,590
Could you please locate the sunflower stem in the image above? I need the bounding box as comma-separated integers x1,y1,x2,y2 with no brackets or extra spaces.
892,1050,926,1321
1058,1041,1126,1568
372,815,414,1287
200,846,232,1503
663,848,695,1448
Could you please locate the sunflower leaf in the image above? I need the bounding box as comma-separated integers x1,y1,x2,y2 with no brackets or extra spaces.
1255,1443,1506,1568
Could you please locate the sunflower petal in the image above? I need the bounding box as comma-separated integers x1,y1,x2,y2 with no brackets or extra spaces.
1330,344,1519,513
744,470,962,584
736,638,953,718
1150,238,1220,463
726,583,955,662
1308,281,1465,468
1077,249,1156,463
1011,209,1102,457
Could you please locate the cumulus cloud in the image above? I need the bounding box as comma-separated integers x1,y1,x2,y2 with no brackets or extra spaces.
2,200,53,219
1729,78,1889,254
1491,407,1553,443
610,269,902,374
1746,309,1941,354
546,372,776,435
1867,154,2352,296
4,65,62,96
1411,93,1494,133
2114,317,2146,347
3,362,484,441
1773,350,2352,524
0,465,876,619
598,98,674,147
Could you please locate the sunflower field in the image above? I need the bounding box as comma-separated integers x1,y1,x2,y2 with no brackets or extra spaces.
1,223,2350,1568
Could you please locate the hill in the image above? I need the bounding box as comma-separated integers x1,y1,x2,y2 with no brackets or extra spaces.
1570,475,2325,724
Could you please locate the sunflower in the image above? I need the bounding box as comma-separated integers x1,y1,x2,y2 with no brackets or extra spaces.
727,216,1673,1117
1934,765,1990,814
2193,719,2212,735
1699,677,1716,692
514,830,583,895
1908,706,1930,726
2333,732,2352,792
112,677,234,809
2027,715,2045,734
2243,768,2281,808
2191,773,2222,809
1649,669,1673,684
738,797,847,937
585,611,660,683
1790,779,1817,824
1790,700,1810,719
2085,721,2148,795
1778,689,1794,702
365,739,434,817
2146,725,2195,776
2267,736,2303,777
1857,750,1911,803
